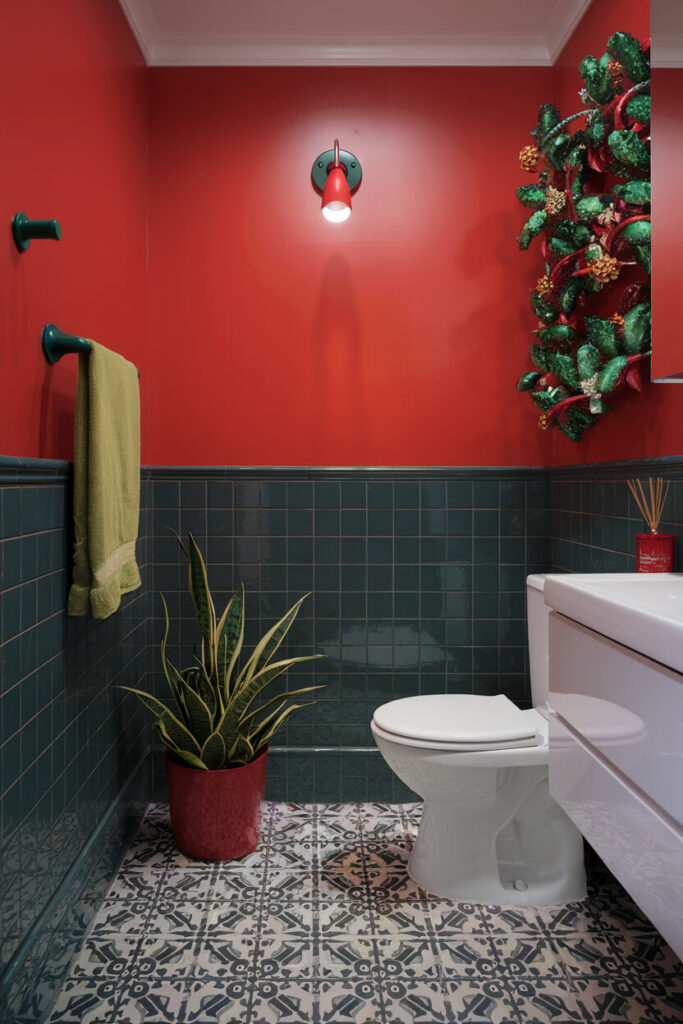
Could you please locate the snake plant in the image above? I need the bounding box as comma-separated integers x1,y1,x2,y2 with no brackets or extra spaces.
123,533,324,769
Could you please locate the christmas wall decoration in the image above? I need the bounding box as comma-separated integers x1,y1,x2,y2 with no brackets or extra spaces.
516,32,651,442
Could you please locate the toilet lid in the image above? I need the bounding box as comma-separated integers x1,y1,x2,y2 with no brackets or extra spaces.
372,694,540,748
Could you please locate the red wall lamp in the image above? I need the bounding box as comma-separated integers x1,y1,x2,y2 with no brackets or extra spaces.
311,139,362,223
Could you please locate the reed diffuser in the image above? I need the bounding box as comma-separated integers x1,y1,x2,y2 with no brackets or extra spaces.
627,477,675,572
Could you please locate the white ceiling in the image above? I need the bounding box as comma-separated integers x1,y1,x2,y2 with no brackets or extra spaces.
118,0,594,67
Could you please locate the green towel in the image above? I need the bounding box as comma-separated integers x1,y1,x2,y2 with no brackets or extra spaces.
67,340,141,619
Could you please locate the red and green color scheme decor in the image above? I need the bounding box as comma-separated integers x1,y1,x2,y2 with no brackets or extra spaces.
516,31,651,441
124,534,324,859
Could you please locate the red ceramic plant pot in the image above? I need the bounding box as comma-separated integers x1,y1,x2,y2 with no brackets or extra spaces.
635,533,675,573
165,746,268,860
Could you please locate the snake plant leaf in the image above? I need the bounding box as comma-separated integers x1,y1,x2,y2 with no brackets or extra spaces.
516,185,546,210
549,353,580,389
250,702,316,751
625,95,650,125
517,210,547,250
240,685,326,729
614,180,651,205
622,303,651,354
159,594,185,718
159,708,203,754
585,317,620,358
599,356,628,394
607,130,650,174
159,720,208,769
228,734,254,765
187,533,215,659
218,583,244,697
176,674,214,745
606,32,650,84
577,344,603,380
200,730,226,770
579,54,615,105
240,595,311,686
517,371,543,392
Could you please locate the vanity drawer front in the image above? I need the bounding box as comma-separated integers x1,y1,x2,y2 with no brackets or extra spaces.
549,612,683,825
549,713,683,960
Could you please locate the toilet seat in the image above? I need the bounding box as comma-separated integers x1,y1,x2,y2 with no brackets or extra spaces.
371,694,541,752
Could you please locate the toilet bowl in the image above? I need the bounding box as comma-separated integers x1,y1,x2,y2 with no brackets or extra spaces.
371,573,587,905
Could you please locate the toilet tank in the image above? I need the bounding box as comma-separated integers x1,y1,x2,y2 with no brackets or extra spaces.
526,574,550,709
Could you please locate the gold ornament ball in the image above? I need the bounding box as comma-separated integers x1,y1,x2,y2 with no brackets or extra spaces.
519,144,541,172
544,186,566,216
538,414,551,431
536,274,553,297
589,254,620,284
609,312,625,335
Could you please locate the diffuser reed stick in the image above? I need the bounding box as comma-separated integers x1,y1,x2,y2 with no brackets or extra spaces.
627,477,670,534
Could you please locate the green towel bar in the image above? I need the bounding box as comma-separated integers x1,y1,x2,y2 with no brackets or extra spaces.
42,324,140,376
13,212,61,252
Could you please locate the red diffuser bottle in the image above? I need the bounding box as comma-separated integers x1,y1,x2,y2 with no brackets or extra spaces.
629,477,675,573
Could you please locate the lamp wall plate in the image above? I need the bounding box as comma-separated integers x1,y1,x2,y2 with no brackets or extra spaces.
12,212,62,252
311,149,362,191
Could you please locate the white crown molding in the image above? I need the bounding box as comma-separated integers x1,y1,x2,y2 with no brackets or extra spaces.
117,0,596,68
543,0,594,65
146,38,552,67
117,0,156,64
651,39,683,68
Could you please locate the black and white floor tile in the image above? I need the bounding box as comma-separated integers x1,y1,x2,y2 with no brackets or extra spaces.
46,802,683,1024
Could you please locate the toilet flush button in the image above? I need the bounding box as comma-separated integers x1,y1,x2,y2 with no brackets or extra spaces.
514,879,528,892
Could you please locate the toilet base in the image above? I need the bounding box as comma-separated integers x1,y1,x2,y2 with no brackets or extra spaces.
406,765,586,906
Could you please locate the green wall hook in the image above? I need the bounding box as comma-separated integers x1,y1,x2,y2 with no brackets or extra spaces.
12,212,61,252
42,324,90,364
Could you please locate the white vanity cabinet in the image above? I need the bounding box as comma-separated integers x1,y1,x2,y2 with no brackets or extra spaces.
543,574,683,959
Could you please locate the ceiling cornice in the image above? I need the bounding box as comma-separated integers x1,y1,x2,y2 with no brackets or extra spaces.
118,0,597,68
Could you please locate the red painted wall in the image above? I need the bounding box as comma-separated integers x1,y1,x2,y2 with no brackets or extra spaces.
651,67,683,381
0,0,148,462
147,67,554,466
551,0,683,463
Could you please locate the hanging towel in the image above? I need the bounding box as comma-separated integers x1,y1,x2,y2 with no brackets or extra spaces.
67,340,141,619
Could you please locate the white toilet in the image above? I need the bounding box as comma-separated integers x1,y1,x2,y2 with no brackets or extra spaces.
371,573,587,905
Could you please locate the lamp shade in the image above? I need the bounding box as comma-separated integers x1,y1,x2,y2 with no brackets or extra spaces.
322,166,352,223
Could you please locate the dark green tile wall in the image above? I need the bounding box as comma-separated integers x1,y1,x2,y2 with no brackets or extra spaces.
0,459,152,1021
149,467,551,801
551,458,683,573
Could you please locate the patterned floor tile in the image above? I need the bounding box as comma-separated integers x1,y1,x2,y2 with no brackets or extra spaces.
318,937,376,979
437,935,499,979
317,977,383,1023
112,978,187,1023
443,978,518,1024
506,977,585,1023
380,978,448,1022
145,899,208,936
430,901,490,935
248,979,317,1022
179,977,252,1023
71,936,141,980
44,801,682,1024
45,977,120,1023
193,936,258,979
490,936,566,979
89,899,151,936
